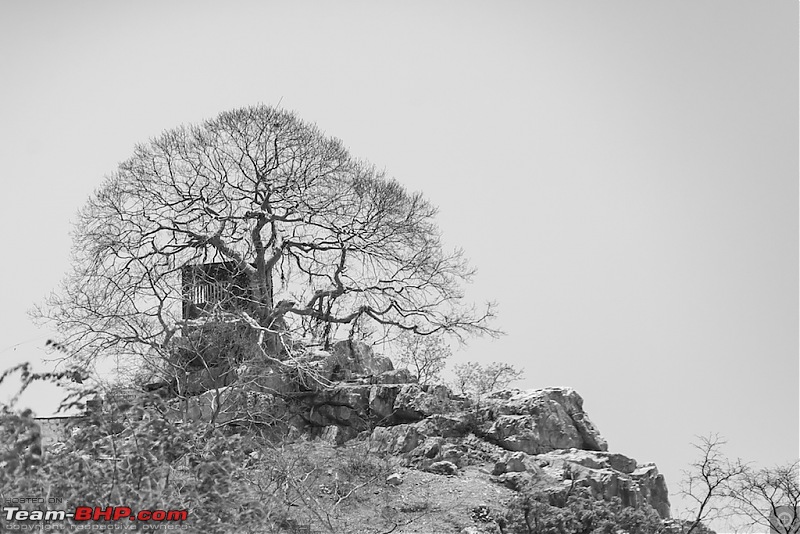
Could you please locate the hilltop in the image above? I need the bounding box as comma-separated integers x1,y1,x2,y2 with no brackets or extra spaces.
141,340,695,533
4,339,725,533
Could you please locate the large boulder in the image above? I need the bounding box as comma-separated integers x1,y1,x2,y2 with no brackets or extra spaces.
414,413,475,438
299,385,608,461
369,412,477,459
479,388,607,454
296,383,470,436
427,460,458,475
394,384,470,421
536,448,637,473
374,368,414,384
300,341,394,382
630,463,672,520
370,424,422,454
308,425,359,446
301,384,374,430
369,384,403,421
330,340,393,378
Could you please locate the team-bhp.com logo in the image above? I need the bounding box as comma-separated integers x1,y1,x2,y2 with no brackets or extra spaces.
771,506,800,534
4,505,188,525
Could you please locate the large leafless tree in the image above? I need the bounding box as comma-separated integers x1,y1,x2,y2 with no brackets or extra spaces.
37,105,496,375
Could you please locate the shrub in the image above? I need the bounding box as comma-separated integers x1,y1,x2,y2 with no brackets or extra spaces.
502,484,664,534
0,401,288,533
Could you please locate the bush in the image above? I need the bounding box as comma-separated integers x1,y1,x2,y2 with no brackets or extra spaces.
0,401,287,533
502,483,664,534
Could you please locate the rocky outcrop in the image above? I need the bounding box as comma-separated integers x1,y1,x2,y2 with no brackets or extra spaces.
158,341,671,521
371,424,423,454
478,388,607,454
163,375,463,435
374,368,414,384
492,451,528,475
308,340,394,381
294,383,470,431
359,386,669,519
534,449,671,519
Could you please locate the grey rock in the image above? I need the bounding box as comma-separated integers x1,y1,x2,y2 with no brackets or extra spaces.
631,464,671,519
305,340,393,382
480,387,607,454
370,424,421,454
536,449,671,519
440,443,467,465
315,425,358,446
375,368,414,384
415,413,475,438
369,384,403,421
163,338,675,525
423,440,442,459
492,471,528,491
292,382,471,443
394,384,469,420
505,451,527,473
166,385,286,425
539,448,636,473
427,460,458,475
491,461,507,476
330,340,393,377
386,473,403,486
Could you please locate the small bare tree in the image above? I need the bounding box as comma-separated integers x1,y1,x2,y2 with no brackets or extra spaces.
393,330,451,385
729,461,800,534
451,361,524,401
679,434,747,534
679,434,800,534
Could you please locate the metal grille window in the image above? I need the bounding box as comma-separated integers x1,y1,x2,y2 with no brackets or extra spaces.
190,282,229,305
182,262,253,320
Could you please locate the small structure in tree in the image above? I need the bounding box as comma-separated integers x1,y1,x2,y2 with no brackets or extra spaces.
181,261,253,321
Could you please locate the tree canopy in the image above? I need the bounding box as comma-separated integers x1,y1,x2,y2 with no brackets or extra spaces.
39,105,496,369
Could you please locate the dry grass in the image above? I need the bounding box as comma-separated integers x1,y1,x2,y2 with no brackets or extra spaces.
271,437,515,534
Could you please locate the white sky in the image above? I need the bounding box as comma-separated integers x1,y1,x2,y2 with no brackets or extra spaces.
0,1,796,531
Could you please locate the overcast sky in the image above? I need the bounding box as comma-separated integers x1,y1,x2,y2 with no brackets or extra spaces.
0,2,796,531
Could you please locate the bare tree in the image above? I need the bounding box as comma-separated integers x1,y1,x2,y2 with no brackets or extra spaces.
679,434,799,534
452,361,523,401
679,434,747,534
729,461,800,534
34,105,498,386
393,330,451,384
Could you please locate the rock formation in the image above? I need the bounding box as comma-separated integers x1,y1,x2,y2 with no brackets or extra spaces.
478,388,608,454
162,340,673,520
